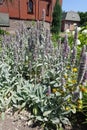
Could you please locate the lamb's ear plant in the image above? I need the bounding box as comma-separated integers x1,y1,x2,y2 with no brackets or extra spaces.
0,13,87,129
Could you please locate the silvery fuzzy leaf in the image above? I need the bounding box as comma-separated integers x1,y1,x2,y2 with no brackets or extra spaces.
71,108,76,114
36,116,43,121
50,81,56,85
51,118,60,124
79,91,83,99
60,117,71,126
64,95,71,101
43,110,52,116
1,112,5,120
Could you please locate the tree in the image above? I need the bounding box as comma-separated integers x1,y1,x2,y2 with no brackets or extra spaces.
78,12,87,26
51,0,62,34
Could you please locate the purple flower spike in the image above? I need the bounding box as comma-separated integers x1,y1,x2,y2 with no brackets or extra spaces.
74,26,78,45
80,45,86,58
48,86,51,96
77,52,87,84
42,9,46,21
82,71,87,85
71,46,77,65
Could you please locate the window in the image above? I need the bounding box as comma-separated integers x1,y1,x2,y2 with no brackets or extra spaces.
46,3,50,16
28,0,33,14
0,0,3,5
68,23,70,29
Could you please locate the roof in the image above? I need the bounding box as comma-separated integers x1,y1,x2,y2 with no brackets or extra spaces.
0,13,9,27
62,11,80,22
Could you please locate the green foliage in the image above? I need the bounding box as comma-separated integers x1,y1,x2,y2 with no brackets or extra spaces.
62,25,87,56
82,88,87,123
0,61,71,129
0,21,87,129
51,0,62,34
78,25,87,47
51,33,61,46
67,25,87,56
0,29,8,35
79,33,87,47
78,11,87,26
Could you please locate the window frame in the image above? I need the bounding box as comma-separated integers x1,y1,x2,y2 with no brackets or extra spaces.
0,0,3,5
27,0,33,14
46,3,50,16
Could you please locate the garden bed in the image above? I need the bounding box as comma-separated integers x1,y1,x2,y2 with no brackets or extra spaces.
0,21,87,130
0,109,87,130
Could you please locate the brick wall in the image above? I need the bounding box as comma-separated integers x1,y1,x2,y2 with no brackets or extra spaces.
0,0,62,22
0,0,62,32
1,19,50,34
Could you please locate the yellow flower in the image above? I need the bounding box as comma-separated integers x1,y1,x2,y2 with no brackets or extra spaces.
65,106,70,111
77,100,83,104
64,73,68,79
52,88,57,93
65,85,68,88
77,104,83,110
67,78,72,83
72,80,77,84
80,87,87,93
72,68,78,72
66,66,70,69
60,90,64,94
84,88,87,93
67,98,71,102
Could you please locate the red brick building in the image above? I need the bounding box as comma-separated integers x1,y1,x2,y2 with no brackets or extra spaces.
0,0,62,22
0,0,62,32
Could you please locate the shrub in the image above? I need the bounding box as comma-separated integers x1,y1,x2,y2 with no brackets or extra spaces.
51,0,62,34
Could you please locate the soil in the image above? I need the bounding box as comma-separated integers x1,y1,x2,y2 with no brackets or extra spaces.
0,109,40,130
